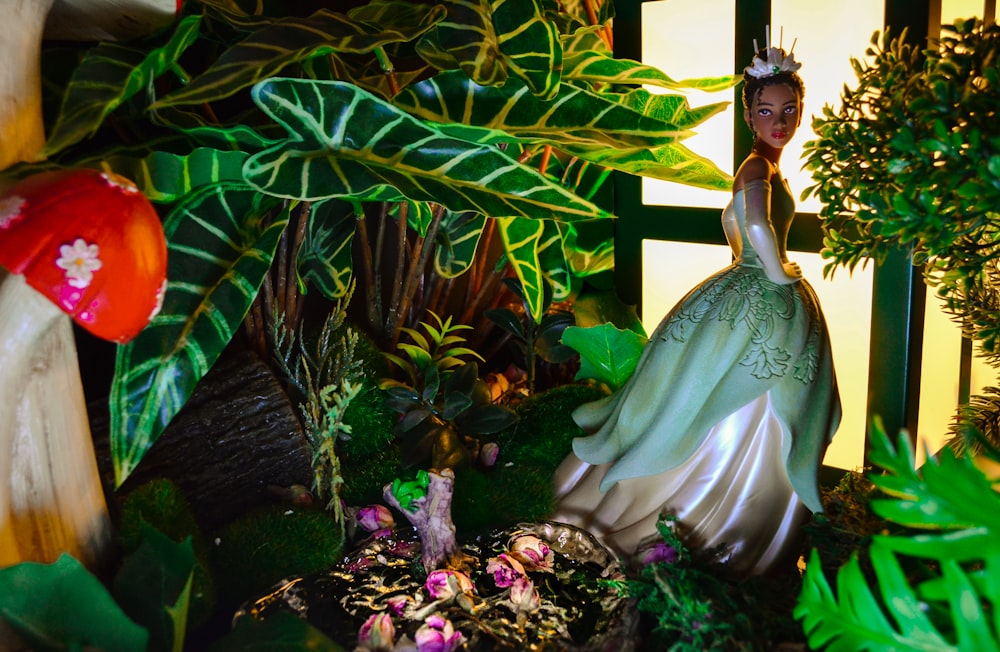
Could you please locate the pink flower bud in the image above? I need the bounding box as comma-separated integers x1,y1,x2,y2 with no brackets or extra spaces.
414,614,464,652
509,576,541,613
357,613,395,650
386,595,410,617
639,541,679,566
509,534,554,572
357,504,395,533
479,442,499,467
424,569,475,600
485,553,526,588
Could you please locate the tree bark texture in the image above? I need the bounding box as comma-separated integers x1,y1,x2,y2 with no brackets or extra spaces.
91,350,314,532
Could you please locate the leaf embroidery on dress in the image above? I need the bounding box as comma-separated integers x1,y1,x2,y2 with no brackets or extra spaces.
659,265,821,384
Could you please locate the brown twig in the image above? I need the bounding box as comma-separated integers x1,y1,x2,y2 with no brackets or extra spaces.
385,203,410,343
355,206,381,330
389,204,446,348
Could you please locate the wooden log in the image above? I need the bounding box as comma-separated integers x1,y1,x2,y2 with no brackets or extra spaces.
91,350,315,532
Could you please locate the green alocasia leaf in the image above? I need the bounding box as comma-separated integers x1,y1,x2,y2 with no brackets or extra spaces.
389,200,436,237
560,24,611,59
246,78,612,223
0,554,148,652
42,15,202,157
497,216,546,321
174,123,281,152
415,0,506,86
492,0,562,99
617,88,731,130
564,140,733,191
435,210,487,278
537,218,571,302
561,323,647,390
298,200,358,299
98,148,249,202
558,219,615,277
112,526,196,652
562,31,737,92
213,611,346,651
153,5,446,108
110,184,288,485
394,70,692,151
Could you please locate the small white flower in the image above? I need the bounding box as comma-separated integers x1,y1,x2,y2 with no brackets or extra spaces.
56,238,103,289
0,195,25,229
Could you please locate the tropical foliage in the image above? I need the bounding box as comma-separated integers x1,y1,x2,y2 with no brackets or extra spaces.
13,0,735,485
380,312,517,468
802,19,1000,452
795,421,1000,651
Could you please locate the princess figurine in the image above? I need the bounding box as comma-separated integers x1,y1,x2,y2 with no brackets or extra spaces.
551,38,841,575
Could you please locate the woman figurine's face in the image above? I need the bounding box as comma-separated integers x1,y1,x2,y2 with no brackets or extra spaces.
745,83,801,150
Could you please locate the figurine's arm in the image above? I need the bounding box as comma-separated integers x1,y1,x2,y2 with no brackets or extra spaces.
743,179,802,285
722,203,742,259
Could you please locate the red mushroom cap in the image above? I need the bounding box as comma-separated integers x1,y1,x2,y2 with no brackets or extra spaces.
0,168,167,343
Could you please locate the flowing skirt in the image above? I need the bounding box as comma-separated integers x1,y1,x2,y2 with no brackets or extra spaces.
550,263,840,575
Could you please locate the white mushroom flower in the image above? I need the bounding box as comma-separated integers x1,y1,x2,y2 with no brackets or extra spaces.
56,238,103,289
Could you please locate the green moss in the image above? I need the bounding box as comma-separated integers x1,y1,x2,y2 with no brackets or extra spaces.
340,440,404,506
501,383,607,470
450,383,608,532
340,380,396,459
209,505,344,608
118,478,216,627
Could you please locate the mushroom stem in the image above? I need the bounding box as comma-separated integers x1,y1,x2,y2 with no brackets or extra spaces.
0,0,55,169
0,270,111,569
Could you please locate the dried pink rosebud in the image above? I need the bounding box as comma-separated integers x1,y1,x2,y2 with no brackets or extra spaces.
357,613,395,650
386,595,409,617
486,553,526,588
479,441,499,467
357,504,395,533
413,614,464,652
424,569,475,600
509,534,554,572
509,576,541,613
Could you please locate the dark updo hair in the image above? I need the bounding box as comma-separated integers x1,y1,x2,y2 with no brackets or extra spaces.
741,48,805,112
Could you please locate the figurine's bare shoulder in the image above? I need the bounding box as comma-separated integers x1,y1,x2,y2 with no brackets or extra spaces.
733,154,777,191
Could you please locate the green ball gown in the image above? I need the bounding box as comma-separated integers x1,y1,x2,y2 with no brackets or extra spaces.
552,177,842,575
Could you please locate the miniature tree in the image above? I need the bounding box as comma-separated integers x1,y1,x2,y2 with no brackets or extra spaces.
803,19,1000,455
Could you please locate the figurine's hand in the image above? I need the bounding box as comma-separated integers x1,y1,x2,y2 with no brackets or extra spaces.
765,261,802,285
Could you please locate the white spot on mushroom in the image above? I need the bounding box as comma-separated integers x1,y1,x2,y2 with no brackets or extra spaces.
148,278,167,321
56,238,102,289
0,195,25,228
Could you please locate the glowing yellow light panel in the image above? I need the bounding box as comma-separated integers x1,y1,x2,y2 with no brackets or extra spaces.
641,0,735,209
